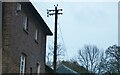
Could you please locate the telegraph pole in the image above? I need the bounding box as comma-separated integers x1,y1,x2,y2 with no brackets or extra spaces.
47,4,63,71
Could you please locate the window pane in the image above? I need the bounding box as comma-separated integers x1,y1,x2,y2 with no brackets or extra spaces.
24,16,28,31
37,63,40,75
35,29,38,40
16,3,21,11
20,54,26,75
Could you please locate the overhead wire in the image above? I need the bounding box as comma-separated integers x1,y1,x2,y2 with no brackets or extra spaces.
58,23,68,61
33,2,69,61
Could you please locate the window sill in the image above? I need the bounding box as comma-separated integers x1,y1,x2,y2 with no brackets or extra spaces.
34,39,39,44
23,29,29,34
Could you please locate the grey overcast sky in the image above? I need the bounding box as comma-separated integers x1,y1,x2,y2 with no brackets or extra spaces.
31,1,118,60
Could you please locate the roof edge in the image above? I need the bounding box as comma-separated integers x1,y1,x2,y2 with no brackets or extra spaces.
21,2,53,35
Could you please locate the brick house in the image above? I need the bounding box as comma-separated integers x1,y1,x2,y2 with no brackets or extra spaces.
0,1,52,74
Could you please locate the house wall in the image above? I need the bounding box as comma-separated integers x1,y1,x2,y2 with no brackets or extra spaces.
0,1,2,75
2,2,46,73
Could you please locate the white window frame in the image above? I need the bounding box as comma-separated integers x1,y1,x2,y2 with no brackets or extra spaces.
16,3,21,12
37,63,40,75
20,54,26,75
24,16,28,31
35,28,38,41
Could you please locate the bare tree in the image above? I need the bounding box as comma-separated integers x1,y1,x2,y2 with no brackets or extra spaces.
78,45,100,73
46,52,53,67
97,45,120,75
105,45,120,73
46,42,65,67
97,52,108,74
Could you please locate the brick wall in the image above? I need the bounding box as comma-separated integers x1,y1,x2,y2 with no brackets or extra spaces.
2,2,11,73
2,2,47,73
0,1,2,75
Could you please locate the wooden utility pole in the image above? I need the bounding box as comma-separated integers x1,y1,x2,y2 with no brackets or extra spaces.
47,4,62,71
